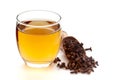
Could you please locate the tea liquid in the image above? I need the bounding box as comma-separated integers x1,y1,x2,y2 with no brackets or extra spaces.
16,20,61,63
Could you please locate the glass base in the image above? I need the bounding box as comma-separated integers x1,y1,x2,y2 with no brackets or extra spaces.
24,61,50,68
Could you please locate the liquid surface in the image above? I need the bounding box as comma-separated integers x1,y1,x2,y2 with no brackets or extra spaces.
16,20,61,63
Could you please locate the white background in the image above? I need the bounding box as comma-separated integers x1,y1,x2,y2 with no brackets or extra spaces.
0,0,120,80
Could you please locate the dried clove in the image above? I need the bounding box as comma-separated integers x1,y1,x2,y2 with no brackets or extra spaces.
53,36,98,74
53,57,61,63
85,47,92,51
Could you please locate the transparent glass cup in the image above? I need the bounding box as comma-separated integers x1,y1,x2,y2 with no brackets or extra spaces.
16,10,61,68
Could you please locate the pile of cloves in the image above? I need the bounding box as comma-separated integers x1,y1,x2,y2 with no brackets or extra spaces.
53,32,99,74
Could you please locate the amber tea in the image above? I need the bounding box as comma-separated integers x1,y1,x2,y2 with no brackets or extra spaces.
16,20,61,67
16,10,61,67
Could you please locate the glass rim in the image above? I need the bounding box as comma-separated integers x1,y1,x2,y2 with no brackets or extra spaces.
16,10,61,28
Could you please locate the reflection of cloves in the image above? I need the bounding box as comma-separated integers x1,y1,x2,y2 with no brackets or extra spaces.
23,21,32,24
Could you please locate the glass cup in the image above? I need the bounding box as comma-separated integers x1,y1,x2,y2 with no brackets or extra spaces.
16,10,61,68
